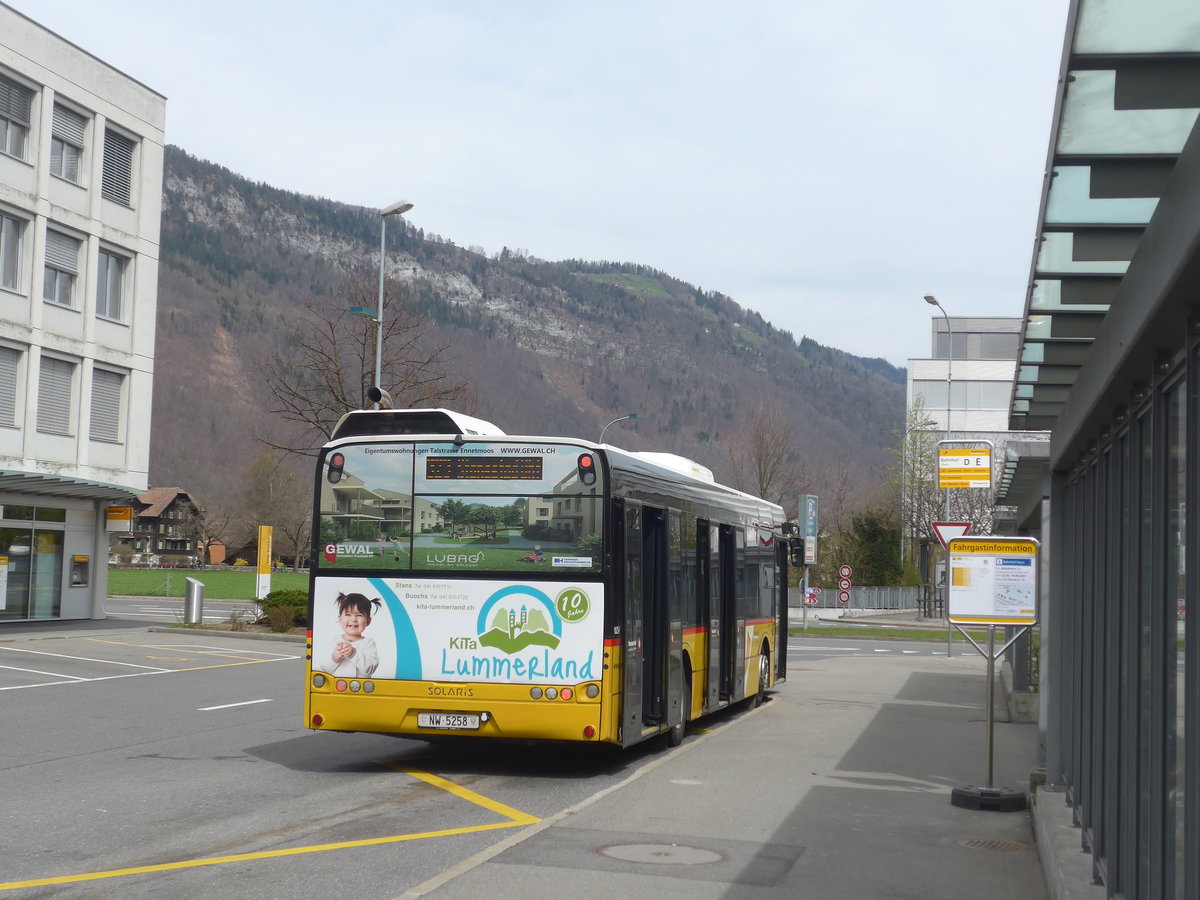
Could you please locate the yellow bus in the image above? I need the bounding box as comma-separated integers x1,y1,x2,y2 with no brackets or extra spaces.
304,408,789,748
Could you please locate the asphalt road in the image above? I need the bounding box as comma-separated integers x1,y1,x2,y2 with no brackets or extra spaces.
1,627,987,899
0,629,718,898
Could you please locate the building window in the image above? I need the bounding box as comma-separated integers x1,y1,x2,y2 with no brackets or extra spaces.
36,356,74,435
43,230,80,307
0,74,33,160
89,367,123,443
1,212,24,291
50,104,86,183
100,128,134,205
0,345,18,427
96,249,127,319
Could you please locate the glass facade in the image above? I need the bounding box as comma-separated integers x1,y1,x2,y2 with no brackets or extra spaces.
0,504,66,620
1050,363,1196,898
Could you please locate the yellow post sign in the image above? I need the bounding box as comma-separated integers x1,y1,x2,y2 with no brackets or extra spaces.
938,446,992,489
256,525,273,600
947,537,1038,626
105,506,133,532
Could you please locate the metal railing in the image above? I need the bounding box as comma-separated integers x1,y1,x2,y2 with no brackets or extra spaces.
788,585,925,611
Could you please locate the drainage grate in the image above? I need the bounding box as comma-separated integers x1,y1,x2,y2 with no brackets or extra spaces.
957,839,1029,852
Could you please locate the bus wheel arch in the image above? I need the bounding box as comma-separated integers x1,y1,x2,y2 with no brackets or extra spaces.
753,641,770,708
681,651,693,721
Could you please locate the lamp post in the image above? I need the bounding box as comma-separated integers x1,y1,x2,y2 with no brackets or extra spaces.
373,200,414,408
924,293,953,655
600,413,641,443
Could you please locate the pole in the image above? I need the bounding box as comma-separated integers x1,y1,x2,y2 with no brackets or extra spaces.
802,565,809,632
374,215,387,409
986,624,996,787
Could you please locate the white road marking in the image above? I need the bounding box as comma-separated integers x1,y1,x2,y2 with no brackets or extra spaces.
199,699,273,711
0,646,171,671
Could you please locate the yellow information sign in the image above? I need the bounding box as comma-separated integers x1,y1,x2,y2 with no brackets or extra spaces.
947,537,1038,626
938,447,992,489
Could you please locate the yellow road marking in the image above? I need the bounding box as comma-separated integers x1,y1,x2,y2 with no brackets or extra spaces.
0,765,539,892
379,762,540,826
86,638,277,664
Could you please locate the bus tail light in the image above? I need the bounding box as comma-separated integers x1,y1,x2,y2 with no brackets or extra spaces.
585,683,600,698
312,714,324,727
583,725,595,738
327,452,345,484
560,688,573,700
577,453,596,485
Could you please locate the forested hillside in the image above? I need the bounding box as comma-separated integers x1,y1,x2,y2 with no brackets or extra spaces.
151,147,905,520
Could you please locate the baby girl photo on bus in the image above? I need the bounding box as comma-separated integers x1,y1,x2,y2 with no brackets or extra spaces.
318,591,382,677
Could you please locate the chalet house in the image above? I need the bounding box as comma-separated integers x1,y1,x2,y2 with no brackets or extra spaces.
109,487,201,567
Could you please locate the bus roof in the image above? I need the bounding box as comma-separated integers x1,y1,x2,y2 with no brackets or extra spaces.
330,408,506,440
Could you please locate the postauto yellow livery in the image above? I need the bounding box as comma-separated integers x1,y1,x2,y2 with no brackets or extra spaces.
305,407,789,749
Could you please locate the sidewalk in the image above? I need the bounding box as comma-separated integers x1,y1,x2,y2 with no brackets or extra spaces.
405,651,1051,899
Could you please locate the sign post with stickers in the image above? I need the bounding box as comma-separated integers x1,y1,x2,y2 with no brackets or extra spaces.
946,536,1039,813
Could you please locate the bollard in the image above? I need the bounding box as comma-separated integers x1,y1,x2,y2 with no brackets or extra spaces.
184,577,204,624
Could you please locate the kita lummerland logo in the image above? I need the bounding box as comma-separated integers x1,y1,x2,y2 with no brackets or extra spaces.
474,585,591,654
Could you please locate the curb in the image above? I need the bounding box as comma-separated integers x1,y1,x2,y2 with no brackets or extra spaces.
149,626,306,644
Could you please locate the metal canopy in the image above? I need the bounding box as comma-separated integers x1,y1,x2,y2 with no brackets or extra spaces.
0,470,139,503
1009,0,1200,435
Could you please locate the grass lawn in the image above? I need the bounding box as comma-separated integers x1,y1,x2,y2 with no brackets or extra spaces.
108,568,308,601
791,624,993,642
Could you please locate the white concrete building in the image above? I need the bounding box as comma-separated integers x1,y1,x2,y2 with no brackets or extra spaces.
0,3,164,622
907,316,1021,435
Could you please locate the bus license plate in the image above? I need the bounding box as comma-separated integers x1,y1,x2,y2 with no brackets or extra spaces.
418,712,480,730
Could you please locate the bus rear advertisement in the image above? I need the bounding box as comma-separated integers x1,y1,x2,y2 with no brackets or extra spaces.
304,408,790,748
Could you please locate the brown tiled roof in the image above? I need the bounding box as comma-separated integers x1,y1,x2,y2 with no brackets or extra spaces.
136,487,197,518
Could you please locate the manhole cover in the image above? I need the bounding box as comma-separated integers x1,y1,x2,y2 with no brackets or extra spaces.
957,839,1029,852
600,843,723,865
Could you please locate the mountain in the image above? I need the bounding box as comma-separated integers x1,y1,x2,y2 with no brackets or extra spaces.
151,146,905,516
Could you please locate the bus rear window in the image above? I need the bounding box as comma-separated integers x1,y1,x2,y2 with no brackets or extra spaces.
317,441,603,574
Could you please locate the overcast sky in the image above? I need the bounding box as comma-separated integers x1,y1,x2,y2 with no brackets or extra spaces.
18,0,1070,367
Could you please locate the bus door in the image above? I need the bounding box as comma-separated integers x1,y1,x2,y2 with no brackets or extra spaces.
775,542,788,680
696,520,712,712
640,506,672,729
715,524,739,702
704,522,720,709
618,500,644,743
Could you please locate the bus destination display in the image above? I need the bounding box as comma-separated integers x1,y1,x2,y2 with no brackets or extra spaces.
426,456,544,481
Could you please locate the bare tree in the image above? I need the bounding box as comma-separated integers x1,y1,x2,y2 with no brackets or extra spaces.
895,398,943,563
237,447,312,570
179,497,233,570
261,271,470,455
726,403,809,508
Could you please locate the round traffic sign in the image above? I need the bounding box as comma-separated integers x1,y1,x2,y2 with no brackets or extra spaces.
838,565,852,578
838,577,852,591
838,590,850,604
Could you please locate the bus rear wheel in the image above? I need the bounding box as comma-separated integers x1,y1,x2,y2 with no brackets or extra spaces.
752,650,769,708
666,666,691,747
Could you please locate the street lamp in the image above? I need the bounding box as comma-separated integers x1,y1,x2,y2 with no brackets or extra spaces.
923,294,952,443
924,293,954,654
373,200,414,408
599,413,641,443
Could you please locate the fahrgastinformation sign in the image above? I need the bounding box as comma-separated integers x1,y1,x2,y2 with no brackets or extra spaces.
947,537,1038,626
